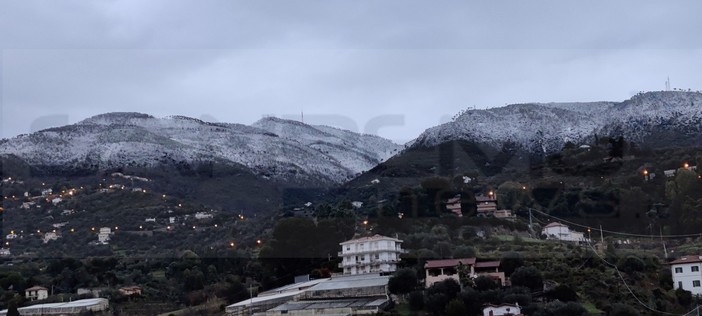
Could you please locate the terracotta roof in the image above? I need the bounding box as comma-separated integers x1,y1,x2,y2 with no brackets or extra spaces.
476,196,496,202
543,222,568,228
425,258,476,268
669,255,702,265
26,286,48,291
475,261,501,268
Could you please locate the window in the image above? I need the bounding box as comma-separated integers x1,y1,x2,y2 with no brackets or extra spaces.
675,267,683,273
693,266,699,272
694,280,701,287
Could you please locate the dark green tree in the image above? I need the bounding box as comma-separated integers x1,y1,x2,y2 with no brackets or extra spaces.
510,266,543,292
444,298,467,316
388,268,418,296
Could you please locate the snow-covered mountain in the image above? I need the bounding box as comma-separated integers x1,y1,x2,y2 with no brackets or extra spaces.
0,113,402,184
413,91,702,152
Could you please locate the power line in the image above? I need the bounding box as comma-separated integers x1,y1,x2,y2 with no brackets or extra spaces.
529,208,702,239
585,241,683,315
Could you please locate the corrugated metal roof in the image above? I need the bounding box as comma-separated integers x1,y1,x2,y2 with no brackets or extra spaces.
268,296,388,311
307,274,389,291
18,298,108,310
258,278,329,296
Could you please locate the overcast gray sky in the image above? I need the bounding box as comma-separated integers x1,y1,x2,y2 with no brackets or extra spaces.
2,1,702,143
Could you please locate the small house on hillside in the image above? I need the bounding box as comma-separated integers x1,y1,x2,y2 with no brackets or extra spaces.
25,286,48,301
476,195,497,216
119,286,142,296
483,303,523,316
424,258,505,288
541,222,588,243
670,255,702,295
445,195,462,216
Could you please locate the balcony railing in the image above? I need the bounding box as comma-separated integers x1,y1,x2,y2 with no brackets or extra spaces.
339,258,400,268
338,248,406,256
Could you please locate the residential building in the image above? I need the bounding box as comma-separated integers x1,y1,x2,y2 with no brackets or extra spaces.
338,234,404,275
98,227,111,244
476,195,498,216
43,232,60,244
425,258,506,287
483,303,523,316
25,286,49,301
194,212,213,220
445,195,462,216
493,209,515,219
670,255,702,295
119,286,142,296
541,222,588,243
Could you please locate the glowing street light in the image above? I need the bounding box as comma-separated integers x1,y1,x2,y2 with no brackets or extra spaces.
256,239,262,245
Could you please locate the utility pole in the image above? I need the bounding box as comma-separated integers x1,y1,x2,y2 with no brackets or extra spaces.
599,224,605,252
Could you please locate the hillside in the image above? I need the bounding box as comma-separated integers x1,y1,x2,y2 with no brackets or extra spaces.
0,113,401,185
413,91,702,152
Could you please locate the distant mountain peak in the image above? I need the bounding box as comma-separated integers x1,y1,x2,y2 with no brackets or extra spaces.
79,112,155,125
1,111,401,184
414,90,702,151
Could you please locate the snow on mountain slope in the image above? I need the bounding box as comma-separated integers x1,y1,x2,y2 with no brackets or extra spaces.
0,113,401,183
252,117,402,175
413,91,702,152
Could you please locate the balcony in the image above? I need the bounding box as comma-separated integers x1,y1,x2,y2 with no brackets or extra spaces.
338,248,406,256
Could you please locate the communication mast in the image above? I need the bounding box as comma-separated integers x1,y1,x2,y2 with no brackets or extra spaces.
665,76,671,91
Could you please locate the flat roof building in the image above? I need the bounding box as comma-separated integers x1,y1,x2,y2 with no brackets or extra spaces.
0,298,109,315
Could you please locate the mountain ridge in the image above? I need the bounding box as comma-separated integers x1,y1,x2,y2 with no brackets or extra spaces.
0,113,402,184
412,91,702,152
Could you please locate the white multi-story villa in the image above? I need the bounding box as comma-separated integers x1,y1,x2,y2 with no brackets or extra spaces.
338,234,404,275
670,255,702,295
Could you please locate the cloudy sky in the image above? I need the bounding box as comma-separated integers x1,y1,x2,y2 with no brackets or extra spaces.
2,1,702,143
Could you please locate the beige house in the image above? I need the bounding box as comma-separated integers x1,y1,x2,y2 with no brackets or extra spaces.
25,286,49,301
119,286,142,296
425,258,506,287
445,195,463,216
476,195,498,216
